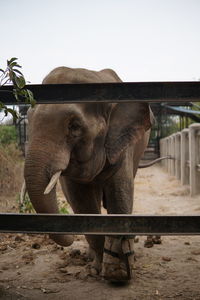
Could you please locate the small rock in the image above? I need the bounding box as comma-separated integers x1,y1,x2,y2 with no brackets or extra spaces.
41,288,59,294
162,256,171,262
31,243,41,249
22,252,34,264
15,235,25,242
59,267,68,273
70,249,81,258
0,245,8,251
186,257,198,262
10,243,17,249
75,271,81,278
144,240,154,248
152,236,162,244
191,250,200,255
184,242,190,245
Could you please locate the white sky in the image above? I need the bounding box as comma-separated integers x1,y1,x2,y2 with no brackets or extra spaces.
1,0,200,83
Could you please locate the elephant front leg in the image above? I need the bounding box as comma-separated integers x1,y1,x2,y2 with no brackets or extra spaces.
60,178,104,274
102,236,135,282
102,177,135,282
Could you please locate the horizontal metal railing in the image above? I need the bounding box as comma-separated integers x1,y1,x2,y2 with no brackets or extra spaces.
0,214,200,235
1,82,200,104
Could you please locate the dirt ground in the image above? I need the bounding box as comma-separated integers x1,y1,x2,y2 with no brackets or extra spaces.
1,165,200,300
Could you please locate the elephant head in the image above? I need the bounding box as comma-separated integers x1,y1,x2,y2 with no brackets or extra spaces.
24,67,152,249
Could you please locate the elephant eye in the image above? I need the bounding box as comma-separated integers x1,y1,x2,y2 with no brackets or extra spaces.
68,121,82,137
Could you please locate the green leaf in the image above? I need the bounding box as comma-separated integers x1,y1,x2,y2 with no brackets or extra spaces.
0,102,6,110
1,57,37,119
9,62,21,69
10,72,26,89
6,108,15,114
27,89,33,99
13,91,18,101
13,75,26,89
26,89,36,107
6,108,18,121
30,98,36,107
13,68,23,76
8,57,18,64
7,58,22,69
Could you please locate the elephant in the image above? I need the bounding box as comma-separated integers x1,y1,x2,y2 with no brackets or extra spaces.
24,66,153,282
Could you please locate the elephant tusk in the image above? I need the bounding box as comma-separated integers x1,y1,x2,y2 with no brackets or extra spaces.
20,180,26,205
44,171,62,195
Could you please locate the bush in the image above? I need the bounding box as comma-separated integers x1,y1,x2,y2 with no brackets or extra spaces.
0,125,18,145
17,193,35,213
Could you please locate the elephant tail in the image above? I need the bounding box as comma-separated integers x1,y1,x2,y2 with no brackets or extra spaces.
138,155,173,168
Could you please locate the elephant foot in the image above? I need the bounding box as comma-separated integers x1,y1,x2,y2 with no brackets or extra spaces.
90,260,101,276
49,234,74,247
88,251,103,277
102,236,135,283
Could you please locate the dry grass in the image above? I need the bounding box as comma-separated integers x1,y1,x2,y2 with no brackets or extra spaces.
0,144,24,196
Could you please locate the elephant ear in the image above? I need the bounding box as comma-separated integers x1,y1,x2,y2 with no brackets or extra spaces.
105,103,152,165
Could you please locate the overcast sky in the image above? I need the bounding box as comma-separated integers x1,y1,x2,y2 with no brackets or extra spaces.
1,0,200,83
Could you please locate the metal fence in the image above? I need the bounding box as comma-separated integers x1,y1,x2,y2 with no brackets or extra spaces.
0,82,200,236
160,123,200,196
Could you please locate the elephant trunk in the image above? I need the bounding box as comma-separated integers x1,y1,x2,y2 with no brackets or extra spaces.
24,149,73,247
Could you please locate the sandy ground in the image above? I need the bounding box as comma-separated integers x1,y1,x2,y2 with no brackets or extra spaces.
1,165,200,299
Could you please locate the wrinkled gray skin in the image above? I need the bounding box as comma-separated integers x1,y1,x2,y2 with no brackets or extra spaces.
24,67,153,282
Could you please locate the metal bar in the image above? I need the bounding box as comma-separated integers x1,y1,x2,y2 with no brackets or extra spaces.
0,214,200,235
1,82,200,104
